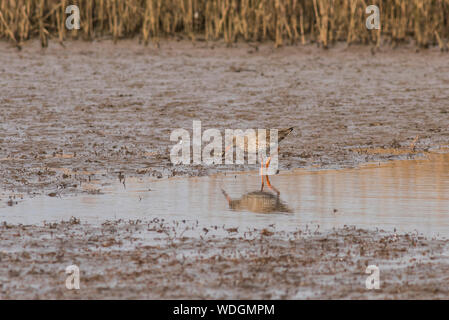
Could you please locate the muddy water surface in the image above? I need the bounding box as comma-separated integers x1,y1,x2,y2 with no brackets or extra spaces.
2,153,448,237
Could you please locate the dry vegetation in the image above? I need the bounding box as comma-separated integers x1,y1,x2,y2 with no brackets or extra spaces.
0,0,448,49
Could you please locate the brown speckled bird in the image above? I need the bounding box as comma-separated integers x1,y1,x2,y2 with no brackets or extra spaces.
222,127,293,163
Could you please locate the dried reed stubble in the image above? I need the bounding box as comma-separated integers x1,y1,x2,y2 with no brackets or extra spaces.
0,0,448,49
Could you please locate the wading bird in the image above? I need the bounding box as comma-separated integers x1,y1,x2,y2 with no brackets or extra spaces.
222,127,294,187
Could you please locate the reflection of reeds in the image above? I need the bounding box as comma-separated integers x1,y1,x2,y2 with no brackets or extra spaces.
0,0,448,49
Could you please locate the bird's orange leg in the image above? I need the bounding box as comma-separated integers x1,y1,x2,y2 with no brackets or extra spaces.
264,147,279,169
265,175,280,196
260,161,265,191
265,156,271,168
259,153,266,191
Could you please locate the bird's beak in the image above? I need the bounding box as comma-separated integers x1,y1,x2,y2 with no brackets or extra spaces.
221,189,232,206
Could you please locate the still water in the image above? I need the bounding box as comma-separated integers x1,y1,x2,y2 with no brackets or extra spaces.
1,153,448,237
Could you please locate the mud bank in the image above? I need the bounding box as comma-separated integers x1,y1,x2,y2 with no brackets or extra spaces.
0,219,448,299
1,40,449,196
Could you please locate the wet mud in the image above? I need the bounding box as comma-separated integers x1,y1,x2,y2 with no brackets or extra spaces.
0,219,448,299
1,40,449,196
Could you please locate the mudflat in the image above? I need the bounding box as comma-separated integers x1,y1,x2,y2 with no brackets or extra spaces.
0,219,448,299
1,40,449,196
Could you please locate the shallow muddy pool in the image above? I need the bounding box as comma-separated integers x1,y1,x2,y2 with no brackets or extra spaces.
1,153,448,237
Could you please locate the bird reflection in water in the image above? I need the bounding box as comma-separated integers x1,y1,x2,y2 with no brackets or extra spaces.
222,174,291,214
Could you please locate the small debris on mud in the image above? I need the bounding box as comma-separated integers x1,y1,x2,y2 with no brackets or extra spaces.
0,219,448,299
